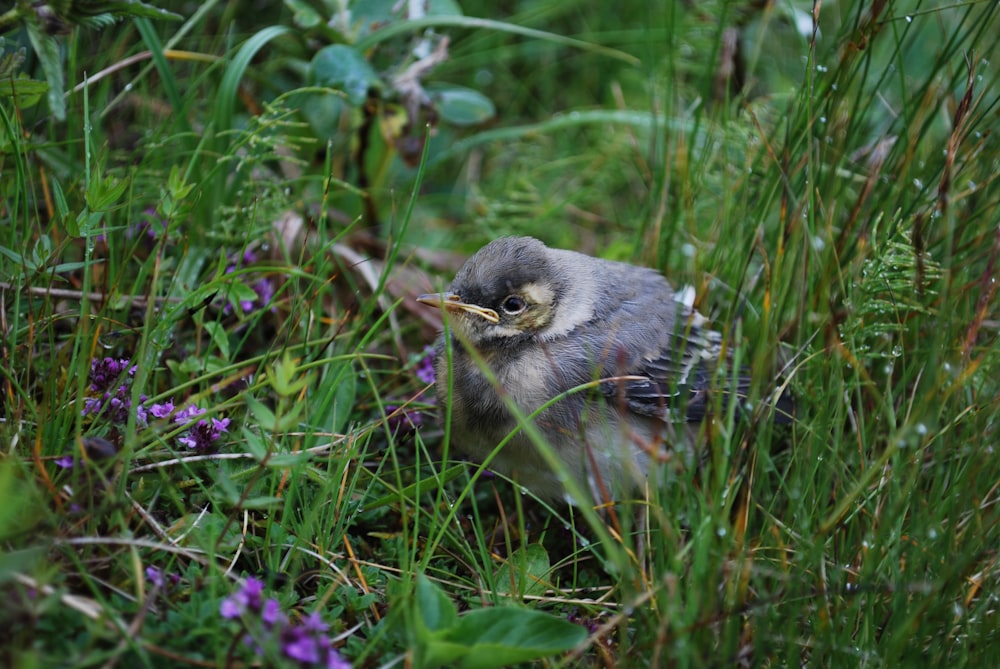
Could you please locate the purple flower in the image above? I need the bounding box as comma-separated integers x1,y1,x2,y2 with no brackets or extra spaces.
220,597,243,620
415,346,436,385
221,577,266,619
173,405,206,423
327,650,351,669
252,277,275,308
146,566,165,588
89,358,136,393
226,248,259,272
219,578,350,668
282,626,322,663
177,415,230,452
82,357,148,427
55,456,75,469
150,401,175,419
145,566,181,590
262,598,285,627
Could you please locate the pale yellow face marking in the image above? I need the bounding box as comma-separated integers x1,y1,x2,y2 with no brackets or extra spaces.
519,282,555,308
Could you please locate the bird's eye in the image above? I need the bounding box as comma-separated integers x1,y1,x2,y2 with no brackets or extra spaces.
501,295,527,314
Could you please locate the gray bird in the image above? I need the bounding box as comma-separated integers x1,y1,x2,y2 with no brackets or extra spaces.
417,236,789,504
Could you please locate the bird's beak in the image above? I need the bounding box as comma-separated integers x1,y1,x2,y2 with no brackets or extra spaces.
416,292,500,324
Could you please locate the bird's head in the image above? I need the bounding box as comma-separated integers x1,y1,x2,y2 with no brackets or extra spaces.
418,237,583,347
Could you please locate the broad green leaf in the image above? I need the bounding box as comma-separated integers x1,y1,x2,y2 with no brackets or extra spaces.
493,544,551,598
416,573,458,634
245,394,277,432
427,84,495,126
24,20,65,120
310,44,383,106
242,427,268,460
448,607,587,668
349,0,464,38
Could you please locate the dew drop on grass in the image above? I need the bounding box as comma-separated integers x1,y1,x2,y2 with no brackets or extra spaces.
716,527,727,537
905,15,913,23
927,527,939,539
916,423,928,436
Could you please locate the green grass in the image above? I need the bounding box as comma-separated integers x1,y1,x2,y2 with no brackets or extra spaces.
2,0,999,667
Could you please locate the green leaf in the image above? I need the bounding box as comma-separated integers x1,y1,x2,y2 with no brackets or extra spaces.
310,44,383,106
348,0,464,39
427,84,495,126
0,246,32,271
307,361,357,438
0,547,47,584
238,496,284,509
285,0,322,29
0,75,48,105
215,26,291,137
202,321,231,362
24,20,66,121
270,352,314,397
447,607,587,668
265,452,313,467
227,282,259,313
85,173,129,211
245,394,277,432
493,544,551,598
0,461,45,542
242,427,269,460
416,573,458,634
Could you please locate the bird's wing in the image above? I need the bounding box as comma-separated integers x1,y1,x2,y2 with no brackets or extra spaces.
599,318,747,423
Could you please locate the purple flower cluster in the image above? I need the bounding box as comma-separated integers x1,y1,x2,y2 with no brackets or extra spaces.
151,401,231,453
225,248,277,316
81,357,148,425
221,577,350,669
78,357,229,453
